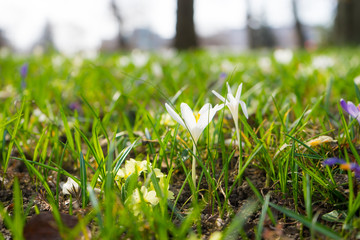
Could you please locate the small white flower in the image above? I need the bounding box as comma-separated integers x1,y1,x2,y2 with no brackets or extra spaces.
62,177,80,195
212,82,248,121
274,49,293,64
131,50,149,67
354,75,360,85
165,102,224,143
118,56,130,67
112,91,121,101
258,57,271,72
312,55,335,69
151,63,163,77
33,108,48,122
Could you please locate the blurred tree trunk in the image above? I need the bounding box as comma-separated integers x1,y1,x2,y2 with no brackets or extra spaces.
111,0,127,49
334,0,360,45
292,0,306,48
245,0,275,49
245,0,256,49
0,30,7,48
174,0,198,50
35,22,56,52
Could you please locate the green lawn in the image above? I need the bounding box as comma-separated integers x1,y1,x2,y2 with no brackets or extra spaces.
0,48,360,239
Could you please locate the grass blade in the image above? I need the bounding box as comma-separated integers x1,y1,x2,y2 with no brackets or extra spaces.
269,202,342,240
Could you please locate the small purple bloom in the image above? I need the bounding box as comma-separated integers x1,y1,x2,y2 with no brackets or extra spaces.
69,102,82,112
340,99,360,124
350,163,360,178
20,63,28,79
323,157,346,166
219,72,227,81
324,157,360,179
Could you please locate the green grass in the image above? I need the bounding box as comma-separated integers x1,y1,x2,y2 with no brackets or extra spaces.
1,48,360,239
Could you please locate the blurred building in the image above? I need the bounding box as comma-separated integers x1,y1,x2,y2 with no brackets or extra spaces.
100,24,325,52
0,29,10,49
100,27,171,52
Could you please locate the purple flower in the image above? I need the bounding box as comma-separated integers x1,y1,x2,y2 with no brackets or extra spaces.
350,163,360,178
219,72,227,81
323,157,346,166
323,157,360,179
20,63,28,79
69,102,82,112
340,99,360,124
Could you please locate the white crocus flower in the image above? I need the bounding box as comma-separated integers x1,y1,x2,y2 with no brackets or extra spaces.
165,103,224,143
165,102,224,188
212,82,248,121
212,82,248,173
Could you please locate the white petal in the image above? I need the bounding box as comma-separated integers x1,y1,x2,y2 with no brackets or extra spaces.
197,104,222,133
165,103,185,127
235,83,243,101
199,103,211,115
227,102,238,122
226,82,232,96
227,92,236,103
180,103,196,130
214,103,224,111
197,110,211,131
212,90,226,102
191,128,202,143
239,100,248,119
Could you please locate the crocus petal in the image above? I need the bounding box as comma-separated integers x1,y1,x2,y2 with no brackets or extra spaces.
340,99,348,113
226,82,232,96
214,103,225,112
199,103,211,116
196,104,223,139
235,83,243,102
197,107,212,132
227,92,237,103
212,90,226,102
180,103,196,130
20,63,29,79
350,163,360,172
209,104,223,122
351,164,360,178
239,100,248,119
165,103,185,128
346,101,360,119
226,103,238,122
323,158,346,166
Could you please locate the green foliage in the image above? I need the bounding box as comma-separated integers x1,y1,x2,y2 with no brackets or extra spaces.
0,48,360,238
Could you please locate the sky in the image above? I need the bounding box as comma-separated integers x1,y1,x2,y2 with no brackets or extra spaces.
0,0,336,53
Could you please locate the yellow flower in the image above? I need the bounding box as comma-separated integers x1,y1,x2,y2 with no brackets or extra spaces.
153,168,166,178
209,231,223,240
116,159,148,179
160,113,176,126
132,186,159,206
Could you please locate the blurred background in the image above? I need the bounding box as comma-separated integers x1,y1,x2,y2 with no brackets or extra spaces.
0,0,358,54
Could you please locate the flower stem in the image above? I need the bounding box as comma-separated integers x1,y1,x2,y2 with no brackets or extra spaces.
235,119,242,178
192,142,197,190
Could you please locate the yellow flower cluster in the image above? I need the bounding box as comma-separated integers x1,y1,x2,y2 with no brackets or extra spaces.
116,158,174,215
